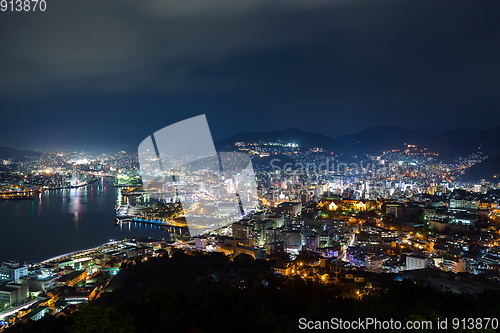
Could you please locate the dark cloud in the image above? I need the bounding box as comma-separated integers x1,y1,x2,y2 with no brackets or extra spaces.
0,0,499,151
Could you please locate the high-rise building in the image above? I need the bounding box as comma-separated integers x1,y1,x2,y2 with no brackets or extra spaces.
452,258,466,274
366,254,384,273
0,261,28,283
405,256,428,271
305,236,319,253
0,282,28,306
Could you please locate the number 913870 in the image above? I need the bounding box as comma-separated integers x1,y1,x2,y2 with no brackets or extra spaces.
1,0,46,11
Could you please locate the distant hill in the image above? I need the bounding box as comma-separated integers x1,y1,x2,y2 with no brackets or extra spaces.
215,127,349,154
0,147,41,159
335,125,500,160
419,126,500,160
463,154,500,182
335,125,439,156
215,125,500,162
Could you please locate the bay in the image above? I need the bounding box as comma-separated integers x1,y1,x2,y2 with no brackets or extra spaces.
0,178,169,264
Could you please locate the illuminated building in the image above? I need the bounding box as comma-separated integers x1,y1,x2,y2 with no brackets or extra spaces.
274,202,302,216
279,230,301,250
406,256,429,271
366,254,384,273
267,241,285,255
0,282,28,306
55,270,86,287
0,261,28,283
452,259,466,274
18,275,59,293
20,306,48,322
305,236,319,253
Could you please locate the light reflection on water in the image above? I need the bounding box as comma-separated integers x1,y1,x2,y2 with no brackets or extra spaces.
0,178,170,263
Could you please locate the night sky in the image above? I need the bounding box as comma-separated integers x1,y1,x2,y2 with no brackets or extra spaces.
1,0,500,152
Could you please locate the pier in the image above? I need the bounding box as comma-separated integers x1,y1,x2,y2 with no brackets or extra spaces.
0,191,33,200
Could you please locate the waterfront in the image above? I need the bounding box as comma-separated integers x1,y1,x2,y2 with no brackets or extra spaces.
0,178,169,263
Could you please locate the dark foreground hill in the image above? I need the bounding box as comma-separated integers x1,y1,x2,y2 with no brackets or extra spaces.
8,251,500,333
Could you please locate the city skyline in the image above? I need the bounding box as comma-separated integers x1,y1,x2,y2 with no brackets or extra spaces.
2,1,500,329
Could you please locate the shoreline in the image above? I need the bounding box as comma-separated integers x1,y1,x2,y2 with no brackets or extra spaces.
0,177,101,199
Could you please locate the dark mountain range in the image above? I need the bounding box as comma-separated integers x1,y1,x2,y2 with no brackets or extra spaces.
463,154,500,182
0,147,41,159
336,125,500,160
336,125,440,156
419,126,500,160
215,127,348,154
1,125,499,179
216,125,500,161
